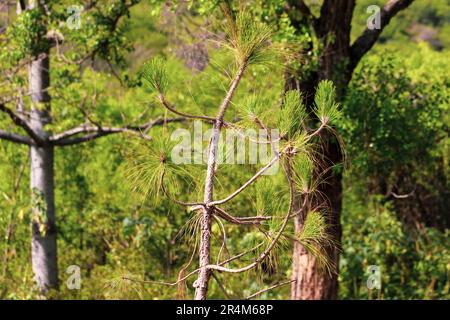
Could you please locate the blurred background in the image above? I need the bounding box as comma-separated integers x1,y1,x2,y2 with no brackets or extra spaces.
0,0,448,299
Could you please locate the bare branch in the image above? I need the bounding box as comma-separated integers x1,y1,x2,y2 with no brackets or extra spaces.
0,129,33,145
158,93,216,123
218,243,264,266
0,103,43,144
214,207,271,225
50,117,185,146
208,147,286,207
350,0,415,66
245,279,295,300
51,131,136,146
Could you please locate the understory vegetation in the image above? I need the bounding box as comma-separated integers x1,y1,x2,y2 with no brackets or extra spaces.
0,0,448,300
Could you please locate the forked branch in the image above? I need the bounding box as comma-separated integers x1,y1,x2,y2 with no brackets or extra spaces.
0,102,44,145
50,117,185,146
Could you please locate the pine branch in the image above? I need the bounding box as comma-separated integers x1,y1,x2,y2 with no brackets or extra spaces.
158,93,216,123
207,147,286,207
214,207,271,225
205,169,295,274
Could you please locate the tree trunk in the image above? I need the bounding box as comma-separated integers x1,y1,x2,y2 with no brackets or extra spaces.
287,0,415,299
194,126,219,300
29,51,58,293
288,0,355,300
290,159,342,299
193,63,246,300
194,207,212,300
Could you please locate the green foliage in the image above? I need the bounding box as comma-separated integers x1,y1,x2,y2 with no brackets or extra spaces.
222,9,274,66
340,45,449,211
278,90,307,138
314,80,340,125
339,43,449,299
0,0,448,301
7,7,49,59
340,195,449,299
298,211,335,274
141,57,169,94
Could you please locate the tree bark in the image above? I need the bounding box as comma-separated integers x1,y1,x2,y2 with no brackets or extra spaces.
288,0,354,300
194,64,246,300
29,51,58,294
288,0,415,300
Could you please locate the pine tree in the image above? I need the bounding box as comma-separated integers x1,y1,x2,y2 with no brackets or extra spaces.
128,7,342,300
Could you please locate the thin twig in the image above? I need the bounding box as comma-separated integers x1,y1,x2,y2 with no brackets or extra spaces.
212,273,233,300
245,280,295,300
208,147,287,207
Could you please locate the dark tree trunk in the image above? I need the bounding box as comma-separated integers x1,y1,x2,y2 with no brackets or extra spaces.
287,0,415,300
287,0,355,300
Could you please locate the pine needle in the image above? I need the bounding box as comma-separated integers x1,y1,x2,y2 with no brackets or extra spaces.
298,211,336,275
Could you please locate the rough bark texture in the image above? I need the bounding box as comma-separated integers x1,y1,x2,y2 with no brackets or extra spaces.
29,51,58,293
287,0,354,300
194,64,246,300
194,208,213,300
194,127,217,299
287,0,414,300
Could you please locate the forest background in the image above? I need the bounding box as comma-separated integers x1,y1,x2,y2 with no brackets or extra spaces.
0,0,448,300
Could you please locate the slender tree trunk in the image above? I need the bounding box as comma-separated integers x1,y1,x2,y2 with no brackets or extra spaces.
29,50,58,293
194,64,246,300
194,126,218,300
194,207,213,300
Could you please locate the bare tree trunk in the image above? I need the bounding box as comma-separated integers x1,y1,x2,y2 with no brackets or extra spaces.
194,64,246,300
29,51,58,293
194,125,218,300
